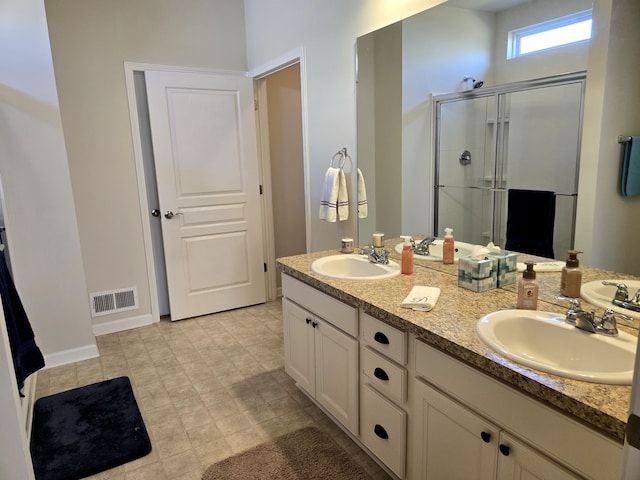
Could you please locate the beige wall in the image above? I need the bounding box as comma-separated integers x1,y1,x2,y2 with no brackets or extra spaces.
44,0,249,326
0,0,96,364
265,64,306,290
575,0,640,273
244,0,447,252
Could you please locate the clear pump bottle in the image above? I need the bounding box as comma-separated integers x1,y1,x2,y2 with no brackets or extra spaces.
517,261,538,310
401,236,413,275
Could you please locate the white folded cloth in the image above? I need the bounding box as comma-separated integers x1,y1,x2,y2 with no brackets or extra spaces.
337,168,349,221
401,286,441,311
319,167,341,222
357,168,368,219
516,261,564,272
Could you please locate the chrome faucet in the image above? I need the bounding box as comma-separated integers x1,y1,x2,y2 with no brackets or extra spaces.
602,281,640,313
358,245,390,265
556,296,631,336
413,236,436,256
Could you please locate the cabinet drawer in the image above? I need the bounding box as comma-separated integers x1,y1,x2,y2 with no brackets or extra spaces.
362,313,407,364
282,274,357,336
363,347,407,403
361,385,406,478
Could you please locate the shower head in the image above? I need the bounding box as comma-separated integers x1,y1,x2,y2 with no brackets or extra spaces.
463,76,484,90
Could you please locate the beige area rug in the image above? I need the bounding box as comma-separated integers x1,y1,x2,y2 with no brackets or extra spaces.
201,426,373,479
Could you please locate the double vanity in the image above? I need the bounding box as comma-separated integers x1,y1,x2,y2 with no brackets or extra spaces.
277,242,639,479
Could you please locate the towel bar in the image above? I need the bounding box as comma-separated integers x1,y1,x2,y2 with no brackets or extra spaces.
618,135,632,143
330,147,353,170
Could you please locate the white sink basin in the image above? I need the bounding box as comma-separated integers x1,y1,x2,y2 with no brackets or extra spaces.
311,254,400,280
581,279,640,320
476,310,637,385
394,239,476,262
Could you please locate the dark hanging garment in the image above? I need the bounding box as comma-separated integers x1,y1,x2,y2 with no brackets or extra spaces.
0,250,45,393
505,189,556,259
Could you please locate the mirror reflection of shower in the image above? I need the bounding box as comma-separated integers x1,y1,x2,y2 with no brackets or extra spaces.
434,72,585,260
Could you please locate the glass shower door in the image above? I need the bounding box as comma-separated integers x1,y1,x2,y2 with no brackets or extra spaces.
435,75,584,258
435,94,499,245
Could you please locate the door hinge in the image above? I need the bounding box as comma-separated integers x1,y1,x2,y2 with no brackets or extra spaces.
259,185,263,195
264,263,268,273
254,99,258,111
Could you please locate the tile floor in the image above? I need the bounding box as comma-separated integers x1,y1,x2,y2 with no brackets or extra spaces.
34,299,392,480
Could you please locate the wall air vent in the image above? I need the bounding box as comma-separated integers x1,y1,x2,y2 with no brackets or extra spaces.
89,286,138,317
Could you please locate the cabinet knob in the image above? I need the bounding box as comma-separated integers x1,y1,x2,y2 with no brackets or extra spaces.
374,331,390,345
374,424,389,439
305,318,312,324
480,431,491,443
374,367,389,381
499,444,510,456
311,321,318,328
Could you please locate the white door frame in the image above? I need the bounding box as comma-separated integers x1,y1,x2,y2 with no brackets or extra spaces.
124,51,309,322
251,47,310,299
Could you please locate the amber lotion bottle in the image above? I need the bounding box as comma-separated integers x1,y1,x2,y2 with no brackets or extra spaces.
560,250,583,298
442,228,454,265
401,236,413,275
517,262,538,309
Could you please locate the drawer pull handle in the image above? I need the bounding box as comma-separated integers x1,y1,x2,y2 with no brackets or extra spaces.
374,367,389,381
374,332,390,345
374,424,389,440
499,444,510,456
480,431,491,443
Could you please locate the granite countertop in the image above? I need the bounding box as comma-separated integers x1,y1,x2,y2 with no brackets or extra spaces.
276,244,640,443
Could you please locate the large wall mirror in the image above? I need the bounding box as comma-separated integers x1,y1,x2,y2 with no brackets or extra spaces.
356,0,592,260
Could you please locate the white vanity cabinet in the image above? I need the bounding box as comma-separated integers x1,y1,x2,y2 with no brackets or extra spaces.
413,340,623,480
281,275,359,435
414,379,578,479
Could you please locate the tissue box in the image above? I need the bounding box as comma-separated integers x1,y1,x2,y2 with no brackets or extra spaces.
458,256,498,292
487,251,518,287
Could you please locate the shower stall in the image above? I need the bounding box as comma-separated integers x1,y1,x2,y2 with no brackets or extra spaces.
434,72,586,259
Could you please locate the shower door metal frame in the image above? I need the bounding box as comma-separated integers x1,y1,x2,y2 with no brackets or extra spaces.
433,71,586,249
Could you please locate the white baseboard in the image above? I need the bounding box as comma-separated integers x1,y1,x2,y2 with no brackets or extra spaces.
43,343,100,369
22,373,37,442
92,313,154,336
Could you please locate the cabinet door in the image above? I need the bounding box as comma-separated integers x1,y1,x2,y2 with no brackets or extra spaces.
496,433,580,480
414,379,499,480
314,317,359,435
283,298,316,396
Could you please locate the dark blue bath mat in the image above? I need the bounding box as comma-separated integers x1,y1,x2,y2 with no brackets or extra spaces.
30,376,151,480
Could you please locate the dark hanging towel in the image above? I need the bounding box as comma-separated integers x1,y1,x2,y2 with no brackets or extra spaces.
505,189,556,258
0,250,45,393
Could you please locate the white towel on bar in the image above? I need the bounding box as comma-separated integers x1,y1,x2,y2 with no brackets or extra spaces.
337,168,349,221
401,286,441,311
357,168,368,219
319,167,341,222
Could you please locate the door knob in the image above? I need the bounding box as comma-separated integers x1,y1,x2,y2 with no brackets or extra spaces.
164,210,183,219
151,209,160,217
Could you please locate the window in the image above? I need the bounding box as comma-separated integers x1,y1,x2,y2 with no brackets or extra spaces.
507,10,592,59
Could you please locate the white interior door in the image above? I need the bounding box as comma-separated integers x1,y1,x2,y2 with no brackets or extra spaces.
145,70,266,321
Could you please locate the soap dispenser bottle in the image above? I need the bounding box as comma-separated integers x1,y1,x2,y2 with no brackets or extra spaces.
560,250,583,298
401,236,413,275
442,228,454,265
517,261,539,310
